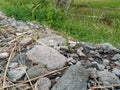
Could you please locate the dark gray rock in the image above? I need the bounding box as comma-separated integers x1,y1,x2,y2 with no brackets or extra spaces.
26,45,67,70
51,64,90,90
97,70,120,85
35,77,51,90
27,64,48,79
12,53,26,64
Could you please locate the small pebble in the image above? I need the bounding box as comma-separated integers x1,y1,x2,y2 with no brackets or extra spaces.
0,52,9,58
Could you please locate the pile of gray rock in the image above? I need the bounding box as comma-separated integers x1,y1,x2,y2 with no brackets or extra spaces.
0,11,120,90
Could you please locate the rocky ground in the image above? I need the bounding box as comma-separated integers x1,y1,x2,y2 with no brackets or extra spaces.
0,11,120,90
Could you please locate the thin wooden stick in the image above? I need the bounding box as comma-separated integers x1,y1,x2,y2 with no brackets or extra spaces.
0,66,68,89
91,84,120,89
19,61,34,90
2,43,16,89
6,77,23,90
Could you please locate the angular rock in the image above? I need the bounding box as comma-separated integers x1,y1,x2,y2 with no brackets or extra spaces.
69,40,77,48
112,68,120,76
26,45,67,70
12,53,26,64
7,66,27,81
103,59,110,67
96,63,105,71
51,64,90,90
111,54,120,61
77,49,86,57
35,77,51,90
8,62,18,69
20,37,32,46
97,70,120,85
99,43,120,53
27,64,48,79
37,35,65,47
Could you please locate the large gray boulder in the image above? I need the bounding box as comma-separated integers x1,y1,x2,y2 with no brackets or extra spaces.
26,45,67,70
51,64,90,90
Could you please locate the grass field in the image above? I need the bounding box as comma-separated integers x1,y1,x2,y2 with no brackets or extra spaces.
0,0,120,46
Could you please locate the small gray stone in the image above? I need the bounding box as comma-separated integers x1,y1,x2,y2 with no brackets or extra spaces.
99,43,120,53
111,54,120,61
60,46,68,51
20,37,32,46
51,64,90,90
115,61,120,66
77,49,86,57
8,62,18,68
26,45,67,70
12,53,26,65
97,70,120,85
35,77,51,90
67,57,77,64
69,41,77,48
38,35,65,47
96,63,105,71
27,64,48,79
103,59,109,67
0,52,9,58
7,67,27,81
112,68,120,76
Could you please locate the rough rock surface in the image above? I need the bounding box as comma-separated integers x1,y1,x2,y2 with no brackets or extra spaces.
37,35,65,47
35,77,51,90
51,64,90,90
27,64,48,79
1,11,120,90
97,70,120,85
26,45,67,70
7,67,27,81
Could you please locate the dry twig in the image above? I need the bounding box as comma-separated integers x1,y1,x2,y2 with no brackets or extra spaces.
0,66,68,89
2,43,16,89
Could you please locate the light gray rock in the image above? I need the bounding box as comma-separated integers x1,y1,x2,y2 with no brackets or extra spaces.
103,59,109,67
97,70,120,85
0,52,9,58
69,40,77,48
115,61,120,66
96,63,105,71
20,37,32,46
111,54,120,61
27,64,48,79
35,77,51,90
7,67,27,81
8,62,18,68
26,45,67,70
112,68,120,76
37,35,65,47
77,49,86,57
51,64,90,90
67,57,77,64
99,43,120,53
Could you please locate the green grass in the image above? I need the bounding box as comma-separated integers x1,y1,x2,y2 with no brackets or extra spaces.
0,0,120,46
